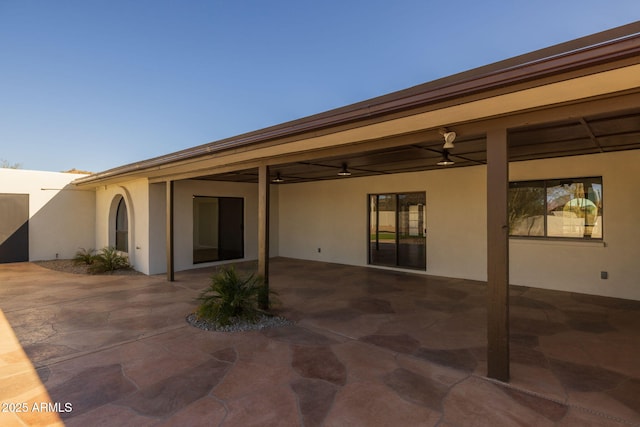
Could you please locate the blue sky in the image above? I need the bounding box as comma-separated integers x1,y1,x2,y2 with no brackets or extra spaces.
1,1,638,173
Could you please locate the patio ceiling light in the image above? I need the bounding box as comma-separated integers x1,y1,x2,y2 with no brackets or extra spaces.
272,172,284,183
437,149,455,166
338,164,351,176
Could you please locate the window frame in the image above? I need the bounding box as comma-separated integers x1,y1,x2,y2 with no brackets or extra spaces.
508,176,603,241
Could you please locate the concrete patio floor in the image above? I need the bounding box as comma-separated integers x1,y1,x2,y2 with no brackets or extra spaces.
1,258,639,426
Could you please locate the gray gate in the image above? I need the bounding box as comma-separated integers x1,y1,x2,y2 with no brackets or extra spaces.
0,193,29,263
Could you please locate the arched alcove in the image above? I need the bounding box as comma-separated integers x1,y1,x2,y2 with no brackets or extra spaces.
115,197,128,252
108,190,134,266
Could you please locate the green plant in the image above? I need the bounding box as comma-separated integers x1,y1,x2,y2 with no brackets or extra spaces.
89,246,130,273
196,267,271,326
73,248,96,265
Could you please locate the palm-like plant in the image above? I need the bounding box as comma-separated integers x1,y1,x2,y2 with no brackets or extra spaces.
196,267,269,326
73,248,96,265
89,247,129,273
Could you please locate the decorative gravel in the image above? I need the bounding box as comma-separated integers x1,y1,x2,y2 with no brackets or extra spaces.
33,259,142,275
186,313,294,332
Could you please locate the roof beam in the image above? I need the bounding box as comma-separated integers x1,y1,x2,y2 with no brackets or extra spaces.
579,117,604,152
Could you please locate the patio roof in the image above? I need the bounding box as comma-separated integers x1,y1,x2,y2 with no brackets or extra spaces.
190,106,640,184
73,21,640,187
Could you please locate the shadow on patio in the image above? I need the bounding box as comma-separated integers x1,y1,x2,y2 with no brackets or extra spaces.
0,258,638,426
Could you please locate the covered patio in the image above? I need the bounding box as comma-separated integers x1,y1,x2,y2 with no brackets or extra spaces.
71,22,640,386
1,259,638,426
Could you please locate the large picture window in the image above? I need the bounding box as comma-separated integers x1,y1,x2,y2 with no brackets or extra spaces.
509,177,602,239
193,196,244,264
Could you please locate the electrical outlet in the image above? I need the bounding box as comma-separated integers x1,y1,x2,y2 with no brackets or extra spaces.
317,248,321,253
600,271,608,280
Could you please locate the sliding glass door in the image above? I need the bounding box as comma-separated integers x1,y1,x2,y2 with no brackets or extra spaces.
397,193,426,269
193,196,244,264
369,192,426,270
369,194,397,266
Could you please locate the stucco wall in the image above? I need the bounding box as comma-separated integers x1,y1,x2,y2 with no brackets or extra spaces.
88,150,639,300
171,180,260,272
0,169,95,261
148,182,167,275
95,179,150,273
509,150,640,300
277,150,640,300
96,179,279,275
276,166,487,280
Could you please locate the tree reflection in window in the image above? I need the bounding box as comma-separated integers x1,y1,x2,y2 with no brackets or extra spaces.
509,181,545,236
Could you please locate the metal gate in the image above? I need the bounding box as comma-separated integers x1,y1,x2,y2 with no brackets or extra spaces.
0,194,29,263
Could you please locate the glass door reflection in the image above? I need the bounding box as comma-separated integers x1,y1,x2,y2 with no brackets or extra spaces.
369,192,426,270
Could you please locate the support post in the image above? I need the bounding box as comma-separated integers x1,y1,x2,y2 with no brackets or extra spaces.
166,180,174,282
258,165,270,309
486,127,509,381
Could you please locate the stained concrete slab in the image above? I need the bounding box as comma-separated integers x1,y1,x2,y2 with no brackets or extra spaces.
0,258,639,426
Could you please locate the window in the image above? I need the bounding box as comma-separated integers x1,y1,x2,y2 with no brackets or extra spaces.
509,177,602,239
369,192,426,270
193,196,244,263
115,197,128,252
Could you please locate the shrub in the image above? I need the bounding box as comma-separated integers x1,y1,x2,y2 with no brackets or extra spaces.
196,267,271,326
89,246,130,273
73,248,96,265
